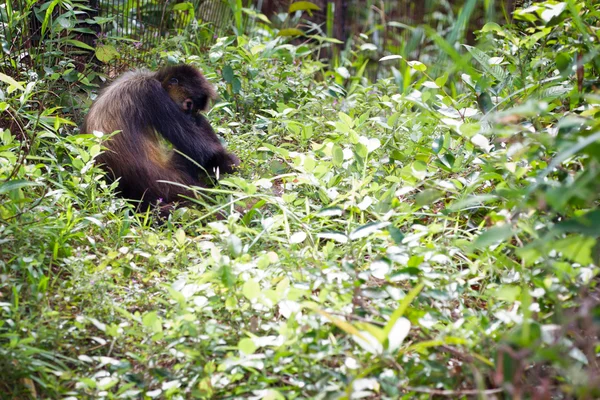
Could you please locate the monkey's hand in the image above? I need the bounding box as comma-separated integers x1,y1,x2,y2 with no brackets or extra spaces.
218,152,240,175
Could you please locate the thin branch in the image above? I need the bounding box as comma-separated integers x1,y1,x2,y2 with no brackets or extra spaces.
400,386,504,396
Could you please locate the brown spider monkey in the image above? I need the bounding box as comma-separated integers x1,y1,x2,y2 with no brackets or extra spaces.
82,64,240,211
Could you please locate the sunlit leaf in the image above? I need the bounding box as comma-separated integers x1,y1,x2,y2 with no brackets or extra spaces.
243,279,261,300
289,1,321,13
349,222,391,240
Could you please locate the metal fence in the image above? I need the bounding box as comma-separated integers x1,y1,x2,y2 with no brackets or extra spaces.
0,0,524,75
0,0,235,74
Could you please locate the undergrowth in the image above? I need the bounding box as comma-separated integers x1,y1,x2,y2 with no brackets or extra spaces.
1,0,599,399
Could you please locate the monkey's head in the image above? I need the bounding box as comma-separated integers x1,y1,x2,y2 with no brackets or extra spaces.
155,65,218,115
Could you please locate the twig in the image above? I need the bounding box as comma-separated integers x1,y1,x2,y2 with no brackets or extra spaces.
327,311,385,326
400,386,504,396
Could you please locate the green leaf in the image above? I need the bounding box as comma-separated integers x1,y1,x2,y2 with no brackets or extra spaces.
447,195,498,212
554,235,595,265
0,180,41,194
432,135,444,154
238,338,257,355
387,226,404,244
415,189,442,207
411,160,428,180
349,221,391,241
175,229,186,246
387,317,411,352
553,210,600,237
41,0,60,38
142,311,163,334
243,279,261,300
232,77,241,94
222,65,234,83
407,60,427,72
474,225,515,249
64,40,95,51
332,144,344,166
95,44,119,63
493,285,521,302
278,28,305,37
316,232,348,243
289,1,321,13
0,72,25,91
173,2,194,12
463,45,508,82
338,112,354,128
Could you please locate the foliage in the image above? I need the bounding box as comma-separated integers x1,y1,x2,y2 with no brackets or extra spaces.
1,0,600,399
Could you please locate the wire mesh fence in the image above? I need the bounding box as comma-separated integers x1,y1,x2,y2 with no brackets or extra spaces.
0,0,525,76
0,0,236,74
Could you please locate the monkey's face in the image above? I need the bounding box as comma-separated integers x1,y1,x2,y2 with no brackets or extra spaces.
158,65,217,115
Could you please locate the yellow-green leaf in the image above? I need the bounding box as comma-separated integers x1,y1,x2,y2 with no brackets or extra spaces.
0,72,25,91
278,28,304,37
383,282,424,337
238,338,257,355
289,1,321,13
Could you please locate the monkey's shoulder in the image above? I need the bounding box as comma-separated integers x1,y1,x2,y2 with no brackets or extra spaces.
101,70,163,96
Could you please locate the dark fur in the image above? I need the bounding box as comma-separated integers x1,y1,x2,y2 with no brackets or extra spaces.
82,64,239,209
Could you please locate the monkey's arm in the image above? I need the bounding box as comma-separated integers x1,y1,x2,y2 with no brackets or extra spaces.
192,114,240,175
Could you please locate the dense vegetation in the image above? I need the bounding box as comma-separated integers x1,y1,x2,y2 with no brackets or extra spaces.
1,0,599,398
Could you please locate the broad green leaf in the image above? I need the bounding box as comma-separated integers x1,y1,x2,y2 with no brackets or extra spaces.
222,65,234,83
493,285,521,302
95,44,119,63
474,225,515,249
407,60,427,72
278,28,304,37
243,279,261,300
332,144,344,166
289,1,321,13
142,311,163,334
238,338,257,355
232,77,241,94
554,235,595,265
338,112,354,128
316,207,343,217
448,195,498,212
411,160,428,180
415,189,443,207
174,229,186,246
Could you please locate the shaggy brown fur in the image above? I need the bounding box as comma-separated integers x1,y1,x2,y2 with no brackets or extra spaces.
81,64,239,210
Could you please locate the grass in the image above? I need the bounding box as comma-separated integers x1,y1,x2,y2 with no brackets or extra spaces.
1,1,600,399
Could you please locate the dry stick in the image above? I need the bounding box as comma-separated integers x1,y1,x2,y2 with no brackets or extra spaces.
327,311,386,326
399,386,504,397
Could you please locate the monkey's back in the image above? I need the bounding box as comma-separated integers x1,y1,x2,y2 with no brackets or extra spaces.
82,70,189,203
